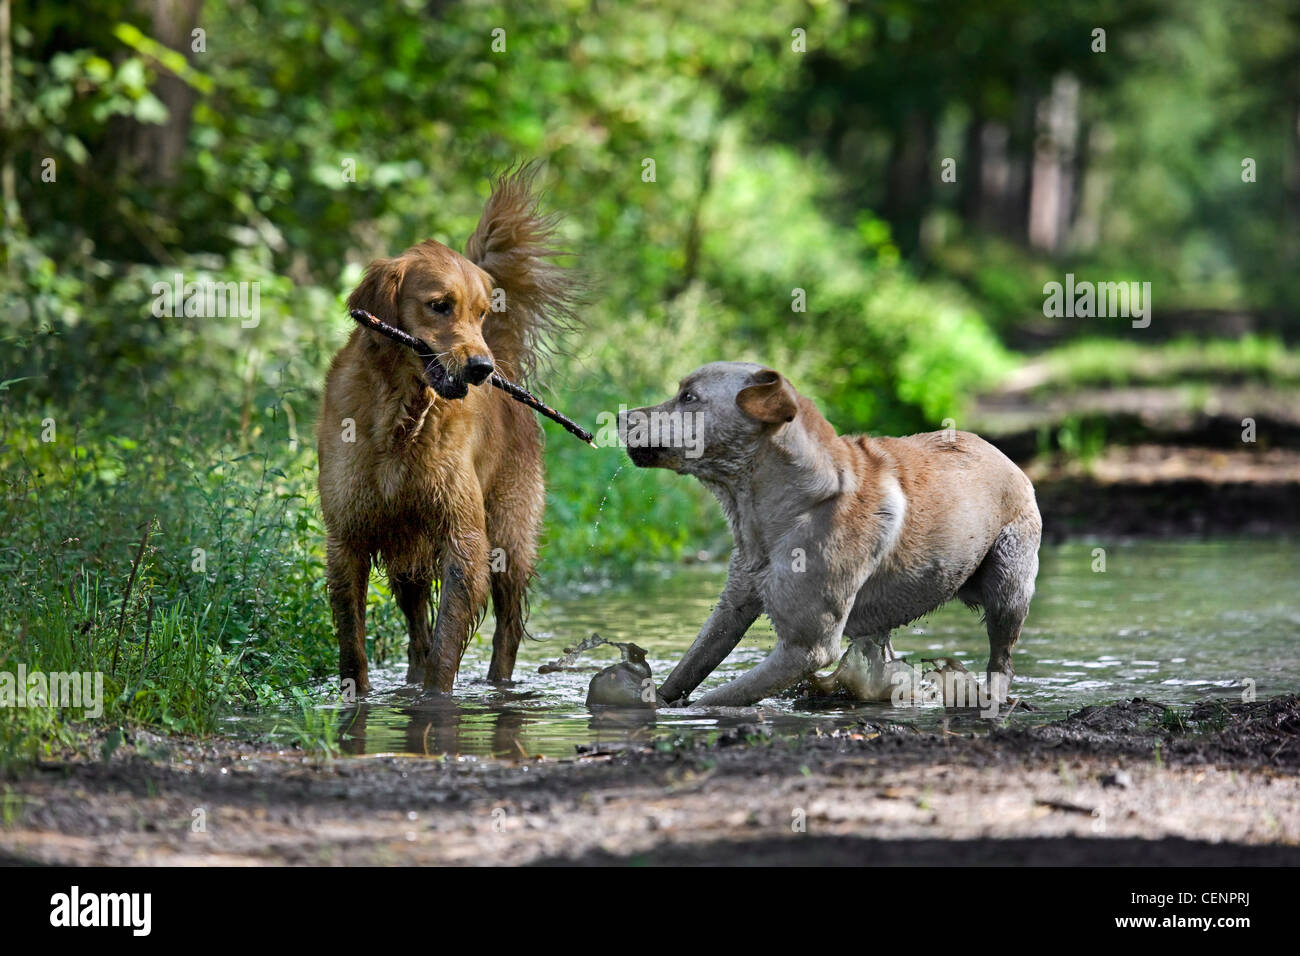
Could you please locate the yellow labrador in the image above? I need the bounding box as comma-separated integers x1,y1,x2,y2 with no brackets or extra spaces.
623,362,1041,707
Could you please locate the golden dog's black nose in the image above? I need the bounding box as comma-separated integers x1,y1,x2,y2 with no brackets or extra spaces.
463,355,494,385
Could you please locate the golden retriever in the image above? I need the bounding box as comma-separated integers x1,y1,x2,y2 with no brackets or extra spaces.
317,163,578,695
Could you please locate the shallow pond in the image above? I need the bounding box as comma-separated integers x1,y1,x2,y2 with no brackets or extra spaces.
234,538,1299,759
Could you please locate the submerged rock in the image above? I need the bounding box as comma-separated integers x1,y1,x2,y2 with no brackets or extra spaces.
586,641,666,708
811,640,933,702
921,657,987,709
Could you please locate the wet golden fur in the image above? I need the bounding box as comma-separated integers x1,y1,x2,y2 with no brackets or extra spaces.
316,163,579,694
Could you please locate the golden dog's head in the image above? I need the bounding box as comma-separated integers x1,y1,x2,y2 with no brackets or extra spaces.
348,162,582,399
348,240,497,397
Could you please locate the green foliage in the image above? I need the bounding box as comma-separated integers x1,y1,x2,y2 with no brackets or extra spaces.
696,143,1010,430
0,394,339,768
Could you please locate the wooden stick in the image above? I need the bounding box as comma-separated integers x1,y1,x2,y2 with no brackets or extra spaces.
349,308,462,399
349,308,596,446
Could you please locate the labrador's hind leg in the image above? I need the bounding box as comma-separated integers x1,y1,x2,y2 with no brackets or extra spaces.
969,510,1041,701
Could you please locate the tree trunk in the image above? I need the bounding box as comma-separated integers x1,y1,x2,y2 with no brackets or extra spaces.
960,112,984,227
126,0,202,184
1285,97,1300,264
884,110,935,256
0,0,16,239
1027,73,1080,254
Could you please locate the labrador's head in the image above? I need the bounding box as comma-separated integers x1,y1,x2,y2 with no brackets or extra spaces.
621,362,800,481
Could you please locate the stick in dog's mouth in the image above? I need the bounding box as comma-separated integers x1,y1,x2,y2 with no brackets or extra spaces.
349,308,596,446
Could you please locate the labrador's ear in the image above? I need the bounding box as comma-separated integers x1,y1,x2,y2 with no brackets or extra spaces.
347,256,407,325
736,368,798,424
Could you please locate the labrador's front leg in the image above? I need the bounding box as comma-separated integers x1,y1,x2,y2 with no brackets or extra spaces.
694,560,857,707
658,558,762,704
694,638,837,706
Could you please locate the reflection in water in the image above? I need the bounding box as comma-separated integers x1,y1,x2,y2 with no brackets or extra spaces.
229,538,1299,759
330,687,667,759
337,698,538,758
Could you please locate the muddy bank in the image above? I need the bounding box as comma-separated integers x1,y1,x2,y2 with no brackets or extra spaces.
967,375,1300,537
1033,476,1300,539
1,696,1297,866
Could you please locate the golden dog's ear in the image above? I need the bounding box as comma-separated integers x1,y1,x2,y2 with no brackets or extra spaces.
347,256,407,325
736,368,798,424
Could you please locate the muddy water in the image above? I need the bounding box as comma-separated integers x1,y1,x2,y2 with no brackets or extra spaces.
235,539,1299,759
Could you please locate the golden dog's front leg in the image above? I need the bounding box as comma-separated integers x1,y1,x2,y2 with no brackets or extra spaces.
424,528,490,695
326,538,371,696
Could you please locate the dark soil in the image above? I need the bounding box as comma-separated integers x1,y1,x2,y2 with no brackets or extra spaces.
2,695,1297,865
1034,477,1299,539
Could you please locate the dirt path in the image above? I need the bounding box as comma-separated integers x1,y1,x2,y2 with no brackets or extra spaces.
3,697,1298,865
966,379,1300,537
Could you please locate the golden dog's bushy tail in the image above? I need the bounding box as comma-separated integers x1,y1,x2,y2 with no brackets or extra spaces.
466,161,583,383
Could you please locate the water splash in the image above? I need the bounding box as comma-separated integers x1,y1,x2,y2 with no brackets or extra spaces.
590,463,626,542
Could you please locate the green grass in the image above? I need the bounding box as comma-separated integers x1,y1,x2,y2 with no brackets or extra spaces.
1158,706,1188,734
1024,335,1300,392
274,692,344,759
0,404,337,770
